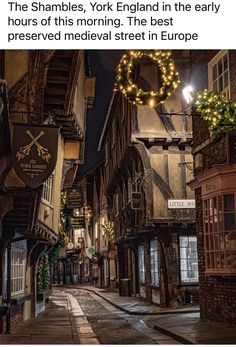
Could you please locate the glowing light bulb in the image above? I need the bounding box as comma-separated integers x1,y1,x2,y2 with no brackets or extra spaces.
148,99,155,107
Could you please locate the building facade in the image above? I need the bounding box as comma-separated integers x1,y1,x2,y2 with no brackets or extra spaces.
0,50,87,333
91,51,199,307
190,50,236,322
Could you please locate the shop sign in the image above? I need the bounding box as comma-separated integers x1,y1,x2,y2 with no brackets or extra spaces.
67,242,74,250
168,199,195,209
87,245,95,255
67,187,83,209
71,216,85,228
12,123,59,188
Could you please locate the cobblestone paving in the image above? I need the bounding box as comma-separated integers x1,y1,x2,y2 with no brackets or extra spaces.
68,288,180,344
75,290,156,344
0,288,181,344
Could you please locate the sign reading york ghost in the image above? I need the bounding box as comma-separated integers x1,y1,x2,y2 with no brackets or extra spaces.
12,123,59,188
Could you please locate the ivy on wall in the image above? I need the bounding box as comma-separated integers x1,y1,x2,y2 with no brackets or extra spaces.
37,255,50,294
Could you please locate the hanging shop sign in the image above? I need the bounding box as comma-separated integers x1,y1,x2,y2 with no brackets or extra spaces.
168,199,195,209
67,242,74,250
67,187,83,209
12,123,59,188
86,246,95,259
87,245,95,255
71,216,85,229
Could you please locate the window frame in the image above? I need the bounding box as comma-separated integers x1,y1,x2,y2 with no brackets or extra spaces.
11,250,26,296
42,173,54,206
208,50,230,98
179,235,199,285
203,193,236,275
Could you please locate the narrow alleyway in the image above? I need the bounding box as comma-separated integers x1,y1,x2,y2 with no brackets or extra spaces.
0,287,180,344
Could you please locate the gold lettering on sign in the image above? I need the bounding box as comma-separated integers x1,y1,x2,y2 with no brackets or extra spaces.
205,183,216,192
16,130,51,162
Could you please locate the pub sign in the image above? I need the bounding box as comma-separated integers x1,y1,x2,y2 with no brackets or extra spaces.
12,123,59,188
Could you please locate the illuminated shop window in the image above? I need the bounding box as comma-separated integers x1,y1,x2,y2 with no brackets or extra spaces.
203,194,236,275
138,244,145,283
179,236,199,284
150,238,159,286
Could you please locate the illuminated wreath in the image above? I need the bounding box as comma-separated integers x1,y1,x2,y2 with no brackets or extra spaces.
114,50,180,107
196,90,236,138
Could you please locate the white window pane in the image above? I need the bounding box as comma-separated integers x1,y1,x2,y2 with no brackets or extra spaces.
180,236,198,284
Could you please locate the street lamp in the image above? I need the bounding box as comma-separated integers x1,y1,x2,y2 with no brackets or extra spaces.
182,85,194,104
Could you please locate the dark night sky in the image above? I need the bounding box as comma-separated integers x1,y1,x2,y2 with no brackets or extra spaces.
78,50,123,177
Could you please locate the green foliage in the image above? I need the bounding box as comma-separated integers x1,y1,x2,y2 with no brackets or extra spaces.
57,230,69,247
37,255,50,294
196,90,236,139
47,246,60,263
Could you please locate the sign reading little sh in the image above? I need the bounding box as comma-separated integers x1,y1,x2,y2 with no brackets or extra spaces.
12,123,59,188
168,199,196,209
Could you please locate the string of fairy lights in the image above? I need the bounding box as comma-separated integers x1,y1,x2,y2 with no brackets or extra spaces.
114,50,236,139
114,50,180,107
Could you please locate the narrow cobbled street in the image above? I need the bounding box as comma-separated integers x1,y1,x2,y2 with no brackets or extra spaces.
0,287,180,345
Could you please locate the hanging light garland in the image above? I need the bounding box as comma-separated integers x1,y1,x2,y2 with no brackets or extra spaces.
196,89,236,138
114,50,180,107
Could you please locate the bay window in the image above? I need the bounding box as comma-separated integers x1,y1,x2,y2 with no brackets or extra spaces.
204,193,236,274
